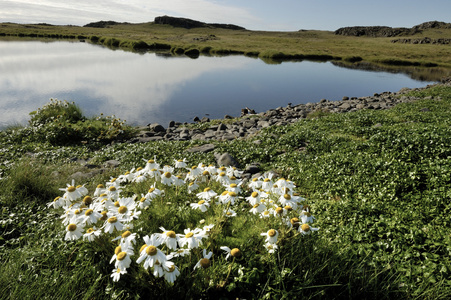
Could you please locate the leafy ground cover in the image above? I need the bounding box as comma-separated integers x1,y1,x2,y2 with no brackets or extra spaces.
1,84,451,299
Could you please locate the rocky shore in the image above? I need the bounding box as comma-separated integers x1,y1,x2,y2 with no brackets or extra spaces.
131,82,447,144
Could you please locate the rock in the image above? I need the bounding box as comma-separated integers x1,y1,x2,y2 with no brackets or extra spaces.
149,123,165,133
104,160,121,168
216,152,239,167
193,116,200,122
217,123,228,131
187,143,215,153
244,163,261,175
168,120,176,127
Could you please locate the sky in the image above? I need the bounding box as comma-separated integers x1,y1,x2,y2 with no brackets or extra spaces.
0,0,450,31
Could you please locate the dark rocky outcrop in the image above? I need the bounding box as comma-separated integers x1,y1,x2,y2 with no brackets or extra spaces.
334,21,451,37
334,26,417,37
391,37,451,45
83,21,130,28
154,16,245,30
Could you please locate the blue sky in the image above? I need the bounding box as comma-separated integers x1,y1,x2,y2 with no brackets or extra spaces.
0,0,449,31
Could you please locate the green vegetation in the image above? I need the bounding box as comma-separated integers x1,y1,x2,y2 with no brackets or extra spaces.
0,21,451,69
1,84,451,299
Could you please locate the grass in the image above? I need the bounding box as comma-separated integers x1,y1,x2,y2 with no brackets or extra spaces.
0,21,451,69
1,83,451,299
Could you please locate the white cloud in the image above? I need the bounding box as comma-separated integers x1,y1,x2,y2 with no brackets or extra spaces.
0,0,260,28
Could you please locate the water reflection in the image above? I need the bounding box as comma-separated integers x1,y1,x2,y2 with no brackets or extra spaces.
0,40,438,129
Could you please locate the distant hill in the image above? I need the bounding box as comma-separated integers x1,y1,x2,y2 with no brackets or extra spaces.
84,20,130,28
154,15,245,30
335,21,451,37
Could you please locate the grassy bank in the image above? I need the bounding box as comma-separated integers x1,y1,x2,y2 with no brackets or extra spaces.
1,21,451,69
1,83,451,299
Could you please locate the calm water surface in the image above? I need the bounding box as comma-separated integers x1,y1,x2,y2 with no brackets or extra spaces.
0,40,436,129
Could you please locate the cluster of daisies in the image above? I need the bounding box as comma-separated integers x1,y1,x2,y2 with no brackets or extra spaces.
48,157,318,283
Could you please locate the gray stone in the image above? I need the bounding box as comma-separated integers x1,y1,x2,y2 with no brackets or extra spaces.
216,152,239,167
104,160,121,168
187,143,215,153
149,123,165,133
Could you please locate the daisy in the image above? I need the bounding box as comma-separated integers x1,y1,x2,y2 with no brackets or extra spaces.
261,229,279,244
161,171,176,186
47,196,65,209
187,165,202,179
299,223,319,235
300,210,315,224
250,203,266,215
190,200,210,212
110,241,134,270
163,263,180,284
223,208,237,218
106,185,121,201
225,182,242,194
167,248,191,259
93,184,106,197
110,197,137,221
82,206,103,225
177,228,204,249
60,180,82,202
83,227,102,242
194,249,213,270
196,187,218,200
143,158,160,173
220,246,242,260
103,214,125,234
156,227,179,250
215,171,230,185
112,230,137,245
136,235,167,270
248,177,262,190
65,221,83,241
173,175,185,187
111,267,127,282
174,158,188,168
76,184,89,197
187,181,200,194
246,191,261,206
264,242,278,254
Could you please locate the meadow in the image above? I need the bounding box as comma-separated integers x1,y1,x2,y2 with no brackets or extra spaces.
1,82,451,299
1,20,451,69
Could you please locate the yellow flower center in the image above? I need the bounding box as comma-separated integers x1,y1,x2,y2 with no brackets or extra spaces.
74,209,81,215
67,186,76,193
284,205,292,211
268,229,277,237
228,191,237,197
85,209,94,216
136,167,143,171
67,224,77,231
109,186,116,192
302,211,312,217
114,201,120,207
110,178,117,183
219,172,226,177
230,176,236,181
198,200,206,205
100,211,108,221
200,258,211,268
253,204,259,208
118,206,128,214
115,246,122,255
202,170,210,176
148,187,155,193
191,166,197,170
97,184,105,188
121,231,131,238
140,197,146,202
203,187,211,192
252,178,258,182
231,248,241,258
263,211,270,215
275,207,283,214
290,217,300,225
283,194,291,200
148,159,154,163
164,172,172,178
226,212,233,216
230,183,237,188
167,265,176,273
185,232,194,238
108,216,118,223
221,191,228,196
53,196,61,202
86,228,94,233
146,245,157,256
139,244,148,253
83,196,93,205
99,193,107,198
124,171,130,175
301,224,310,232
116,252,127,261
166,231,176,238
251,191,259,197
263,178,270,182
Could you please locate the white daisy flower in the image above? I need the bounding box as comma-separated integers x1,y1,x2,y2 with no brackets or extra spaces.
83,227,102,242
220,246,242,260
299,223,319,235
156,227,179,250
194,249,213,270
190,200,210,212
261,229,279,244
65,221,83,241
163,262,180,284
136,234,166,270
111,267,127,282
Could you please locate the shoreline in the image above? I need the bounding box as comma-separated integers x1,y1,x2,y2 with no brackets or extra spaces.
131,80,449,144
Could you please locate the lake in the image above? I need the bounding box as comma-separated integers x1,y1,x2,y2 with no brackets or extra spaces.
0,40,439,129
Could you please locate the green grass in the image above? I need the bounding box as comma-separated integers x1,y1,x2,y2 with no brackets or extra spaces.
1,22,451,69
1,84,451,299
